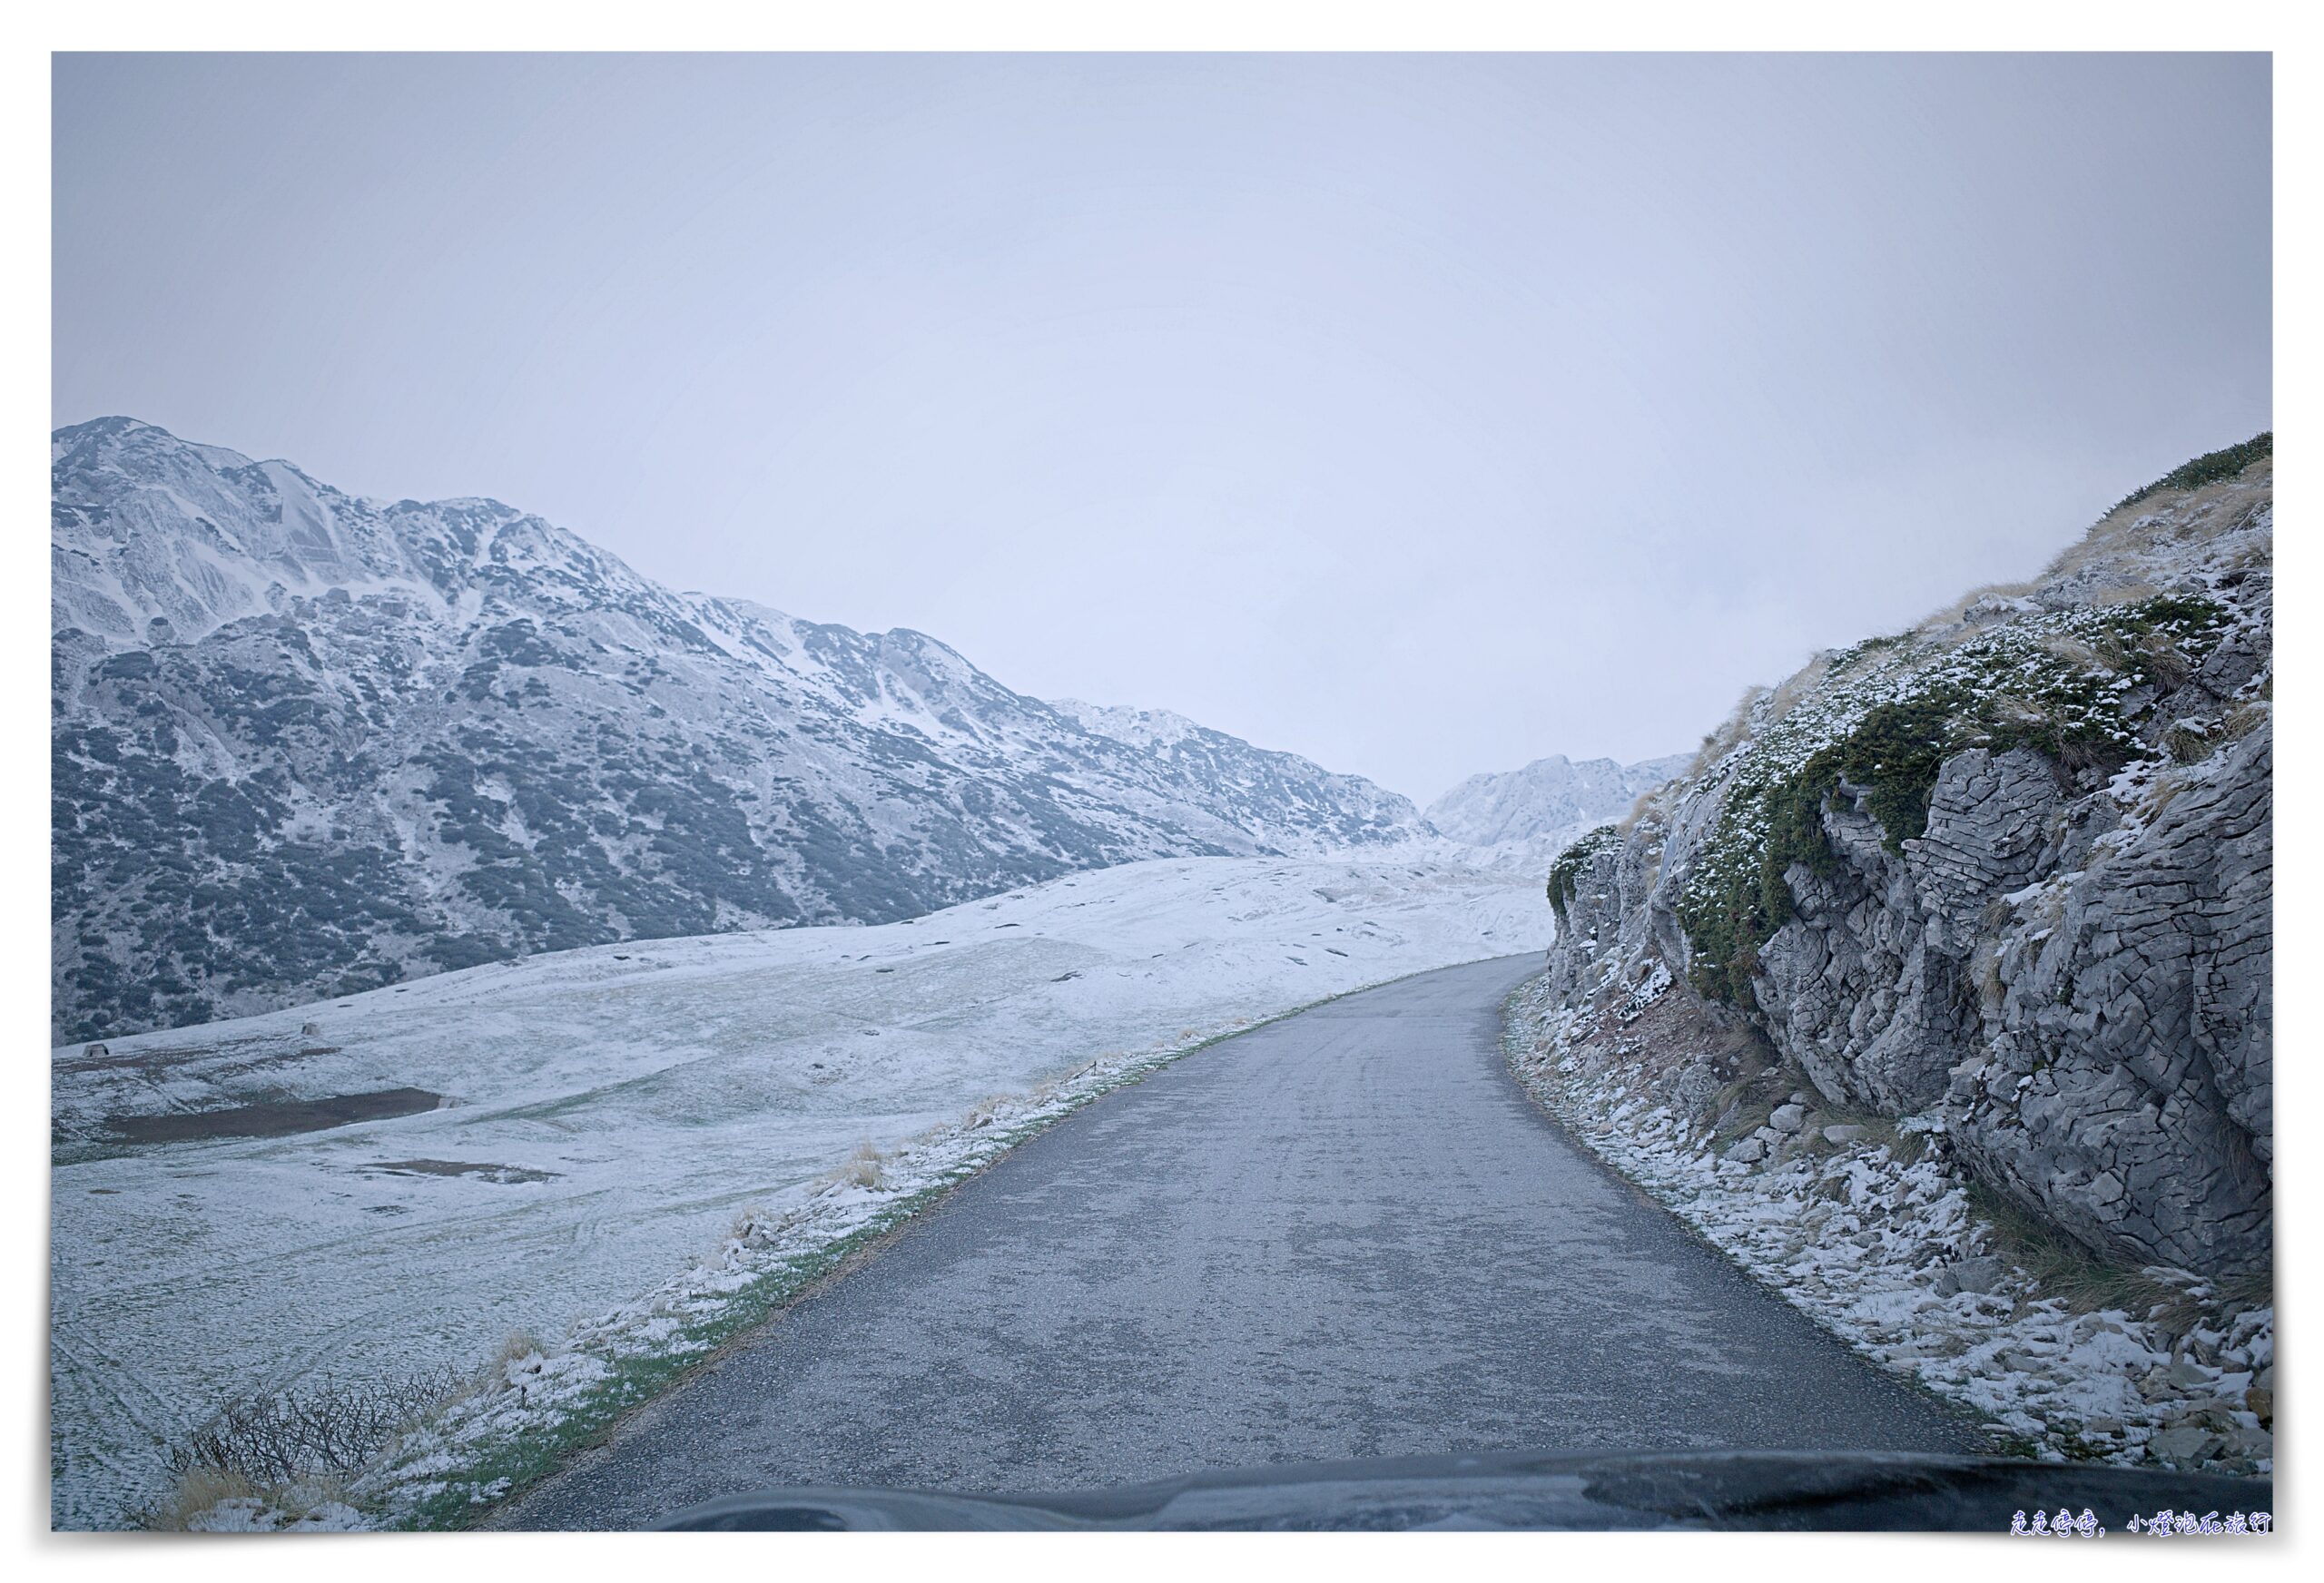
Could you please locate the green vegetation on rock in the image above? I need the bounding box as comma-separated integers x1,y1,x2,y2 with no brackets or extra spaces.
2106,431,2271,519
1546,824,1621,924
1673,594,2230,1003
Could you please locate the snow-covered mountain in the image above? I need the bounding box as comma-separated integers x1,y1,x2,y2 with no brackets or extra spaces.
1423,752,1690,848
1049,696,1415,839
50,418,1423,1041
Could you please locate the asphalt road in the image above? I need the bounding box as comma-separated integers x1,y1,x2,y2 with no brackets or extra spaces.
501,954,1981,1529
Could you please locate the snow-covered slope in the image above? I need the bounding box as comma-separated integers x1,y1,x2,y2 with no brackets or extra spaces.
50,854,1550,1528
51,418,1423,1041
1423,752,1690,848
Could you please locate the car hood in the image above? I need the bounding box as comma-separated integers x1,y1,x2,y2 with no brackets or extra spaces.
655,1449,2274,1531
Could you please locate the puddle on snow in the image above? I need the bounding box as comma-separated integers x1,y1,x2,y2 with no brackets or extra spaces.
362,1158,559,1185
104,1087,448,1144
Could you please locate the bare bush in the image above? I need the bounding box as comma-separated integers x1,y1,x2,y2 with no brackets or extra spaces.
167,1368,465,1488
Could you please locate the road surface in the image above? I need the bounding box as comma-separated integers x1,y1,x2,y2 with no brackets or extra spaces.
500,954,1980,1529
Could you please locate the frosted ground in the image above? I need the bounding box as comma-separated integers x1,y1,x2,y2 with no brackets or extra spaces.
51,853,1549,1528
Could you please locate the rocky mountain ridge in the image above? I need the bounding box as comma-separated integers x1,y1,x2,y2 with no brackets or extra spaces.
1424,752,1690,847
50,418,1423,1041
1531,435,2272,1281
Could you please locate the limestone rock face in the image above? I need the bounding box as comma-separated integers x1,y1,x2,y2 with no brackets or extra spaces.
1953,723,2272,1275
1537,446,2273,1277
1748,746,2069,1116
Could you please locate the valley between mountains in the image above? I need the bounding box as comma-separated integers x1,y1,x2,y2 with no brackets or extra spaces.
50,418,1664,1528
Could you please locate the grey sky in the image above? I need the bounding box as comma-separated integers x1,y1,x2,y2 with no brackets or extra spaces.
53,53,2270,803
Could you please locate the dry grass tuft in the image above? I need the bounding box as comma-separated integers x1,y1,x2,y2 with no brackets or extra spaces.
841,1142,887,1189
151,1463,260,1530
1972,940,2006,1017
2222,696,2271,742
1984,692,2051,732
1914,580,2038,635
2043,634,2101,670
1762,654,1834,724
1965,1181,2190,1317
1689,688,1767,777
490,1329,547,1370
148,1466,362,1531
2136,629,2195,688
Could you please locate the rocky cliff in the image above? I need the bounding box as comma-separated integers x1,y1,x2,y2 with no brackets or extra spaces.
1536,435,2272,1281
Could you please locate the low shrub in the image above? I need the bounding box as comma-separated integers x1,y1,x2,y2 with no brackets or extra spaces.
164,1368,464,1490
2103,431,2271,520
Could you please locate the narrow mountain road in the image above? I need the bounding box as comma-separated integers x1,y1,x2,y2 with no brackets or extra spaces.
500,955,1981,1529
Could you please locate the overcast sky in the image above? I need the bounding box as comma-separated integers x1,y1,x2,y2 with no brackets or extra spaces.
53,53,2270,803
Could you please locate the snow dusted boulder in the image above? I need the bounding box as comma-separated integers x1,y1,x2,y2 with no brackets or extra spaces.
1541,827,1628,1001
